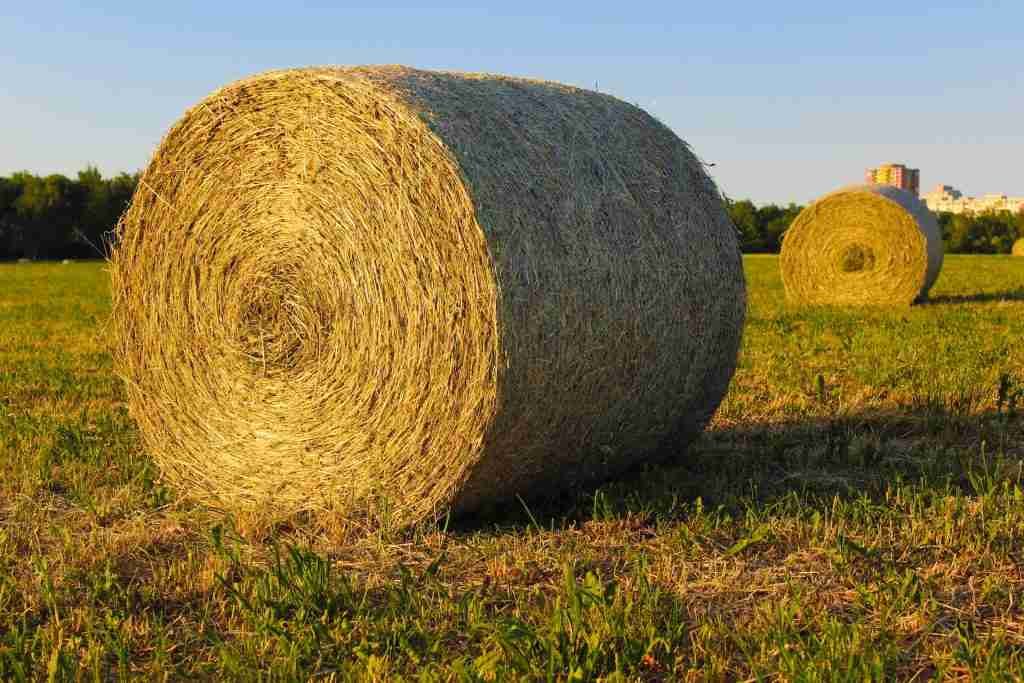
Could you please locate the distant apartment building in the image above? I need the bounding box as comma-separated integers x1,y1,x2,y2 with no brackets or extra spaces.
921,184,965,213
865,163,920,196
921,183,1024,215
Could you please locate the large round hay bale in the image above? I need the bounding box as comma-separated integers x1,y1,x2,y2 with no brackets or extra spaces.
110,66,746,524
780,184,943,306
1012,238,1024,256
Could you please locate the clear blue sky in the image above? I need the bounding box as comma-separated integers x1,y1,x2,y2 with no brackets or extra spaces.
1,1,1021,204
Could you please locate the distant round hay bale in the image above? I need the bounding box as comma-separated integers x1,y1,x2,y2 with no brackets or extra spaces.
1013,238,1024,256
110,66,746,525
780,184,943,306
61,259,73,265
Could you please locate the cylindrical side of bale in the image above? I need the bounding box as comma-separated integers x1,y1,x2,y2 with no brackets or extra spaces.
110,66,746,524
1013,238,1024,256
780,184,943,306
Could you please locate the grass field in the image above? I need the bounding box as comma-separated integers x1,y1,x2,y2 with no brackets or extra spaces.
2,255,1023,680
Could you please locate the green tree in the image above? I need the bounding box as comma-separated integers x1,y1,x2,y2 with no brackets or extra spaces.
727,199,764,252
77,165,114,255
12,173,78,258
757,203,802,253
106,172,138,244
0,176,20,257
75,167,137,255
974,211,1018,253
946,214,972,253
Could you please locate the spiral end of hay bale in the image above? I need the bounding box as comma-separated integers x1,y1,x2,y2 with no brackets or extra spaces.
110,66,745,526
1012,238,1024,256
780,184,943,306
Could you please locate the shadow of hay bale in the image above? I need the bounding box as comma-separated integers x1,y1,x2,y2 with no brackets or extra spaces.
451,404,1022,533
924,288,1024,305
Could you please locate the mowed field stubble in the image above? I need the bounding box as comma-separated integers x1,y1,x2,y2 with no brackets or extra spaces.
2,256,1024,680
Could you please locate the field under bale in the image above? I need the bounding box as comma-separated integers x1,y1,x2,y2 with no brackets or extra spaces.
2,256,1023,680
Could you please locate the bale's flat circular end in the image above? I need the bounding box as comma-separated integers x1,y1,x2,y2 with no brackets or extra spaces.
111,70,501,522
780,184,943,306
111,66,746,526
1013,238,1024,256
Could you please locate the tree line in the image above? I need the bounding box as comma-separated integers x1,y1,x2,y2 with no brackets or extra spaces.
1,169,1021,259
727,199,1024,255
0,168,137,260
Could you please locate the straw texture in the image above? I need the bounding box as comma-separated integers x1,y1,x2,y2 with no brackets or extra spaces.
1013,238,1024,256
110,65,746,524
780,184,943,306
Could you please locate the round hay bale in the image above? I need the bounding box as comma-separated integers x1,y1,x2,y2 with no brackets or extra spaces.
110,66,746,524
1012,238,1024,256
780,184,943,306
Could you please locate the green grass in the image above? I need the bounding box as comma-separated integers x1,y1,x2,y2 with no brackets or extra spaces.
1,256,1023,681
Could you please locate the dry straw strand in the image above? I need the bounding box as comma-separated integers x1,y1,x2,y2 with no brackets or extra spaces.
780,184,943,306
110,65,746,526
